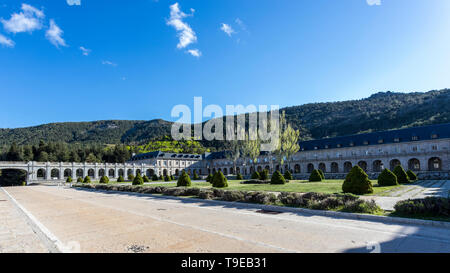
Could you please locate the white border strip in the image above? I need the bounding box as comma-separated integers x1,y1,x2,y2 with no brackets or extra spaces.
1,187,66,253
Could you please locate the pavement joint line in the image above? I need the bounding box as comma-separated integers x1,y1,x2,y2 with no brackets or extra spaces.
1,187,66,253
65,187,450,245
72,186,450,229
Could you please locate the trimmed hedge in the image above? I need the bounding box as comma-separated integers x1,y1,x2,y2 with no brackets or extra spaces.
193,172,200,180
132,174,144,185
117,176,125,182
251,171,261,180
342,166,373,195
318,169,325,180
270,170,286,185
128,174,135,181
83,176,91,183
152,174,159,181
284,170,293,180
212,171,228,188
309,170,323,182
236,173,243,180
143,175,150,182
407,170,418,181
177,171,192,187
206,173,213,183
260,169,269,181
394,197,450,218
66,176,73,183
377,169,398,186
99,176,109,184
77,177,83,183
393,165,410,184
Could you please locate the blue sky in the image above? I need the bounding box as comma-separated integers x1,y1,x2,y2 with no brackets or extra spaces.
0,0,449,128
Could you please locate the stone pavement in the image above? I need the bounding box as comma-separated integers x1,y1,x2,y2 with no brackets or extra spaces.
4,185,450,253
0,189,48,253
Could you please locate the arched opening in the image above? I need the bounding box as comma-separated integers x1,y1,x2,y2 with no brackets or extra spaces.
98,169,105,177
88,169,95,178
127,169,134,176
236,167,240,174
175,169,180,176
294,164,300,174
163,169,168,176
318,163,326,173
147,169,154,177
372,160,384,172
198,169,202,175
108,169,115,178
358,161,368,172
118,169,124,177
64,169,72,178
136,169,141,176
0,169,27,186
344,162,352,173
390,159,401,170
187,169,191,175
229,168,234,175
37,169,46,180
428,157,442,171
331,162,339,173
307,163,314,173
76,169,83,178
51,169,60,179
224,168,228,175
408,158,421,171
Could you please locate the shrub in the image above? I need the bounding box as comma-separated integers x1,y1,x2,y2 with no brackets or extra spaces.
206,173,213,183
170,175,175,181
117,176,125,182
407,170,418,181
128,174,135,181
177,171,192,187
143,175,150,182
394,197,450,217
341,199,382,214
66,176,73,183
222,190,245,202
164,175,170,181
284,170,293,180
193,172,200,180
270,170,286,184
132,173,144,185
393,165,410,184
152,174,159,181
260,169,269,180
99,176,109,184
159,175,163,180
198,189,214,200
377,169,398,186
83,176,91,183
251,171,261,180
342,166,373,195
318,169,325,180
236,173,243,180
77,177,83,183
212,171,228,188
309,170,323,182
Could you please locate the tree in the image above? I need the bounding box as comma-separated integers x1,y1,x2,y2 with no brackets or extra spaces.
393,165,410,184
100,176,109,184
66,176,73,183
133,173,144,185
206,173,213,183
342,166,373,195
177,170,192,187
83,176,91,183
85,153,98,163
309,170,323,182
271,170,286,184
128,174,135,181
407,170,418,181
318,169,325,180
251,171,261,180
241,132,261,175
284,170,293,180
143,175,150,182
236,173,243,180
378,169,398,186
212,171,228,188
6,142,23,161
22,146,34,162
117,176,125,182
273,111,300,173
37,151,49,162
260,169,269,180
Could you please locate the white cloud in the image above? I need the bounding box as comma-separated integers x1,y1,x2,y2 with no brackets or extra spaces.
1,3,45,33
235,18,247,31
167,3,197,49
0,33,14,47
79,46,91,56
102,60,117,67
46,19,67,48
67,0,81,6
366,0,381,6
187,49,201,57
220,23,235,37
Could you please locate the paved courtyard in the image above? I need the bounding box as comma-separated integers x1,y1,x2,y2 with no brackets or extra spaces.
1,185,450,253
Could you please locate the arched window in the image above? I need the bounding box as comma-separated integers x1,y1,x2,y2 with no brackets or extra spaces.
428,157,442,171
331,162,339,173
318,163,326,173
408,158,420,171
344,162,352,173
390,159,401,170
307,164,314,173
358,161,368,172
294,164,300,174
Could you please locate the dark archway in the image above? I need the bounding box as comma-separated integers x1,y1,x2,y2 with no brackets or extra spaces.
76,169,83,178
408,158,421,172
372,160,383,172
428,157,442,171
318,163,326,173
108,169,115,178
88,169,95,178
331,162,339,173
390,159,401,170
37,169,46,179
307,163,314,173
344,162,352,173
294,164,300,174
98,169,105,177
358,161,368,172
51,169,60,179
64,169,72,178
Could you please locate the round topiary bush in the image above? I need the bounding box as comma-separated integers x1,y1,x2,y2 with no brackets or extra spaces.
99,176,109,184
143,175,150,182
206,173,213,183
407,170,418,181
260,169,269,180
309,170,323,182
83,176,91,183
236,173,243,180
132,173,144,185
66,176,73,183
212,171,228,188
117,176,125,182
284,170,293,180
128,174,135,181
393,165,410,184
251,171,261,180
177,171,192,187
377,169,398,186
318,169,325,180
342,166,373,195
77,177,83,183
270,171,286,184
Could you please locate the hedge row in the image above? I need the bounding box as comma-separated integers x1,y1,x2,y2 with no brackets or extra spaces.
73,183,382,214
394,197,450,218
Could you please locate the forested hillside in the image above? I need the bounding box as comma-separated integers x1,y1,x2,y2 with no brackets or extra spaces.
1,89,449,148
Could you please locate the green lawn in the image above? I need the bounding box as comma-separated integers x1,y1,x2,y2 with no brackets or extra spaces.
140,179,402,196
